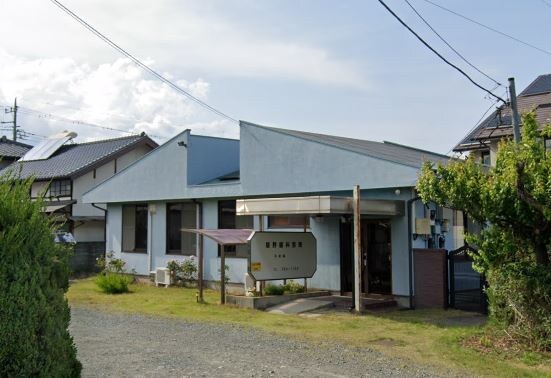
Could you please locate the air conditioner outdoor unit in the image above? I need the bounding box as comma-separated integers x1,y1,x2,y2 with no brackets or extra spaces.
155,267,171,287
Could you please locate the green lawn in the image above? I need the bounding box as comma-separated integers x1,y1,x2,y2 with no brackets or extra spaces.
67,278,550,377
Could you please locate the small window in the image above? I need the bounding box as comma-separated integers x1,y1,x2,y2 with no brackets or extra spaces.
47,179,71,198
167,203,197,255
122,204,148,253
268,215,309,229
480,151,491,166
545,138,551,152
218,200,253,258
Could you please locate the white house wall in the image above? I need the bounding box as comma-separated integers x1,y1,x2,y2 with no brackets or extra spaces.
239,124,420,195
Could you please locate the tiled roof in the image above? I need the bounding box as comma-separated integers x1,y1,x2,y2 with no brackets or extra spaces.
1,134,157,180
257,125,451,168
455,74,551,151
0,136,31,158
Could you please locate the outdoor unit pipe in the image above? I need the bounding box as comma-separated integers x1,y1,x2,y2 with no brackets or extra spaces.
407,196,421,310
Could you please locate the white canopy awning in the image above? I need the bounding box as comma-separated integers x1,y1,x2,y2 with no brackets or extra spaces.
236,196,404,217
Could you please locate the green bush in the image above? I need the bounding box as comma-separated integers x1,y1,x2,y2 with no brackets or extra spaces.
264,284,285,296
0,177,81,376
283,280,305,294
95,251,134,294
486,262,551,351
95,272,134,294
167,258,197,286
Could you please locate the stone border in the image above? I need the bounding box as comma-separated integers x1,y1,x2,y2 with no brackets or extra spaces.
226,291,331,310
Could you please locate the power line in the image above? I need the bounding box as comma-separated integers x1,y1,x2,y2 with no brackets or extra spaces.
49,0,238,124
17,106,166,139
377,0,506,104
422,0,551,57
403,0,501,87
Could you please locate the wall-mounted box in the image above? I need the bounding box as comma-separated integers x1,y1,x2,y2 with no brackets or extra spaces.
415,218,431,235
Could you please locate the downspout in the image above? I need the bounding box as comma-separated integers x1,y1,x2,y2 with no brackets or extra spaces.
147,205,154,273
91,203,107,259
407,195,421,309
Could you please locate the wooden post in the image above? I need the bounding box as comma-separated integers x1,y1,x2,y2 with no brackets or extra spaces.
353,185,362,313
303,217,308,292
198,234,204,302
196,203,204,303
220,246,226,304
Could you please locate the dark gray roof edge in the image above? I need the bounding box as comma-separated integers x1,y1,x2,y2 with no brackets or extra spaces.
82,129,190,200
189,134,239,142
0,136,32,148
382,141,451,159
240,120,445,169
68,134,158,179
519,73,551,97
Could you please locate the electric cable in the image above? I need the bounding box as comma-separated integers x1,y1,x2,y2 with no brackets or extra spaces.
404,0,501,87
422,0,551,57
377,0,506,104
49,0,238,124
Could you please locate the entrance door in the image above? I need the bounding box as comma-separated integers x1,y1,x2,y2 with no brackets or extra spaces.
363,221,392,294
340,219,392,295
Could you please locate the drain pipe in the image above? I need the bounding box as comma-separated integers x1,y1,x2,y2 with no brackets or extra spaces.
407,196,421,309
91,203,107,259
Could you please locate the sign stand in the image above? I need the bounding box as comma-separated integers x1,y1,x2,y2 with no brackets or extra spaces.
353,185,362,313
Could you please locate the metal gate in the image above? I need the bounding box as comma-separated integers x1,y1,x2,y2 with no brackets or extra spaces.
448,246,487,313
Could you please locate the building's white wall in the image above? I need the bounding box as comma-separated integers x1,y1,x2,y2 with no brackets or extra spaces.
308,216,341,291
73,220,105,242
30,181,50,198
73,145,152,218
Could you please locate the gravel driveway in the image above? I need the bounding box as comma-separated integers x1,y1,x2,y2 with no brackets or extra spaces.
70,307,446,377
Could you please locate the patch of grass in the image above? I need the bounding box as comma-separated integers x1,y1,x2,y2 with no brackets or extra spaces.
67,278,550,377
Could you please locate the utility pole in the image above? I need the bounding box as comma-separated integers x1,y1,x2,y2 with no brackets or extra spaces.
1,98,18,141
508,78,521,143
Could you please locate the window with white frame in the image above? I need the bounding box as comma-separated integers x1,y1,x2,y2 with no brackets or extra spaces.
166,202,197,255
122,204,148,253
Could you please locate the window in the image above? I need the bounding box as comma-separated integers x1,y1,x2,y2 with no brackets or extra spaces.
122,204,148,253
480,151,491,166
545,138,551,152
268,215,309,229
218,200,253,258
47,179,71,198
167,203,197,255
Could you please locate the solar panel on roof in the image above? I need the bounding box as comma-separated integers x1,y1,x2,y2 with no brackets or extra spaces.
20,131,77,161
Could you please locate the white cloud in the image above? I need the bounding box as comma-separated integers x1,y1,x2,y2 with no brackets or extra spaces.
0,0,367,88
0,51,238,143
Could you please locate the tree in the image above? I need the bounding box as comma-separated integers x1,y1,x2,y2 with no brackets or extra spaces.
0,176,82,376
417,112,550,350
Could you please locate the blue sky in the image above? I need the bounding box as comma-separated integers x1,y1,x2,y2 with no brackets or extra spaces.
0,0,549,153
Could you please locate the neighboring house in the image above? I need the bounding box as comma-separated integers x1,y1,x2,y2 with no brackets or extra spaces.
454,73,551,165
1,132,158,272
83,121,465,308
0,135,31,169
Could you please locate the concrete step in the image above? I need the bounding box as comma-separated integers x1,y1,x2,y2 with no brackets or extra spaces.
266,298,335,315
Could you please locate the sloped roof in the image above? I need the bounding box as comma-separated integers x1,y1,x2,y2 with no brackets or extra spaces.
0,136,31,158
1,134,157,180
455,74,551,151
255,125,451,168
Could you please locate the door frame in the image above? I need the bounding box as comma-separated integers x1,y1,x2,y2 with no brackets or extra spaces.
340,217,393,295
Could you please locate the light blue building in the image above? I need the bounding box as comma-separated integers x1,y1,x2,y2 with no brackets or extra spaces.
83,121,463,307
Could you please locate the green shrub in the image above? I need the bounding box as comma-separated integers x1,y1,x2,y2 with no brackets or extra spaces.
265,284,285,296
95,272,134,294
283,280,305,294
486,262,551,351
167,258,197,286
0,176,81,376
95,251,134,294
